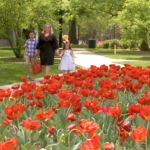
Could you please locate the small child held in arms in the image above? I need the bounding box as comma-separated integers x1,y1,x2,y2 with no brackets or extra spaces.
58,35,75,75
24,30,38,81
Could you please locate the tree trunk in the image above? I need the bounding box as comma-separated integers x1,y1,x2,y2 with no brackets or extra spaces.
69,19,78,44
59,10,63,48
140,41,149,51
8,29,24,58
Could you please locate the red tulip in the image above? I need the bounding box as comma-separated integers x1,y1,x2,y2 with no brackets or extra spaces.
3,119,12,125
48,125,56,134
79,134,100,150
103,142,115,150
138,105,150,120
30,99,36,106
84,99,102,113
4,103,26,120
22,118,40,131
0,89,11,97
78,119,99,138
67,112,76,122
117,120,130,132
109,103,121,122
21,76,28,82
0,137,18,150
131,126,148,142
36,110,54,121
36,100,43,109
44,75,51,79
35,91,45,100
11,83,20,89
11,90,20,98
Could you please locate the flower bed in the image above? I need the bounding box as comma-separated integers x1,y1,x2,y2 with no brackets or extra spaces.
0,64,150,150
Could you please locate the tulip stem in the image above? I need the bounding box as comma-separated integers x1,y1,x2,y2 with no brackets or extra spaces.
146,119,149,150
29,130,32,149
66,104,72,116
38,121,49,128
89,111,92,121
138,142,141,150
51,95,57,104
68,129,87,150
57,129,63,142
45,130,64,149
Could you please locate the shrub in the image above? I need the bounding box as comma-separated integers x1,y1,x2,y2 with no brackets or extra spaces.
96,43,103,48
128,40,138,50
109,39,120,49
102,40,111,48
120,41,129,49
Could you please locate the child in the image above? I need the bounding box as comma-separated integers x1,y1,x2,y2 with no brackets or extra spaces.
58,35,75,75
24,30,38,81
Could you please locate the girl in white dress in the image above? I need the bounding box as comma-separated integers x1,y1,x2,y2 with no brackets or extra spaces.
58,40,75,75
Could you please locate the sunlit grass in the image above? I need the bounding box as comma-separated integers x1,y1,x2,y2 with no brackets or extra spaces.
86,48,150,60
0,48,80,86
113,60,150,69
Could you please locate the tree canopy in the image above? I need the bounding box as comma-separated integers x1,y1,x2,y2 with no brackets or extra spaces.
0,0,150,56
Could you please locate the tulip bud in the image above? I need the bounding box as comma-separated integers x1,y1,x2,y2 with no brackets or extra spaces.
48,125,56,135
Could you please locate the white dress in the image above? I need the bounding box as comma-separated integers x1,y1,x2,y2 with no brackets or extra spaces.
58,44,75,71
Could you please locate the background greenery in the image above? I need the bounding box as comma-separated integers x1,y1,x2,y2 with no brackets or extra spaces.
0,0,150,58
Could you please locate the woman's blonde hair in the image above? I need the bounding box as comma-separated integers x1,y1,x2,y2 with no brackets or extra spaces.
42,23,53,33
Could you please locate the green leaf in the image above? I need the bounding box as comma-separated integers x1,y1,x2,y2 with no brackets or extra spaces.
124,116,131,123
70,140,83,150
31,131,41,144
21,144,29,150
115,143,122,150
15,134,25,147
45,136,54,150
107,124,111,142
56,144,67,150
45,136,54,145
24,142,31,149
22,127,30,138
59,114,66,128
23,112,28,120
124,141,133,149
147,143,150,149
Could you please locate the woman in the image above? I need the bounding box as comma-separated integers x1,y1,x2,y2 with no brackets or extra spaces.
36,23,59,75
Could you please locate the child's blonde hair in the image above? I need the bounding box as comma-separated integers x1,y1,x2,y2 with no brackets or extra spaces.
63,41,72,50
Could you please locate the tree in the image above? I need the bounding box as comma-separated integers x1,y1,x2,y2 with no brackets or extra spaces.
61,0,126,44
117,0,150,51
0,0,29,58
0,0,60,57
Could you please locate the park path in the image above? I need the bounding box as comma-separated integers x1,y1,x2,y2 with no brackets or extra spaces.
0,48,131,89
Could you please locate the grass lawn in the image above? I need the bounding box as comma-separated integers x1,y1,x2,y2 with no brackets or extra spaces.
0,47,79,86
86,48,150,68
112,60,150,68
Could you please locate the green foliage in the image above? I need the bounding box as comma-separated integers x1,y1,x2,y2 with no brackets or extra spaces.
102,40,111,49
117,0,150,50
119,41,129,49
128,40,139,50
102,40,120,49
96,43,103,48
109,39,120,49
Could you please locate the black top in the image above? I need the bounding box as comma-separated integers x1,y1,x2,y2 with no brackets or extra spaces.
36,34,58,65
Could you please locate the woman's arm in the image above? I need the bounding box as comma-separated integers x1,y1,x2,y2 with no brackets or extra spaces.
36,35,42,56
52,34,59,51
